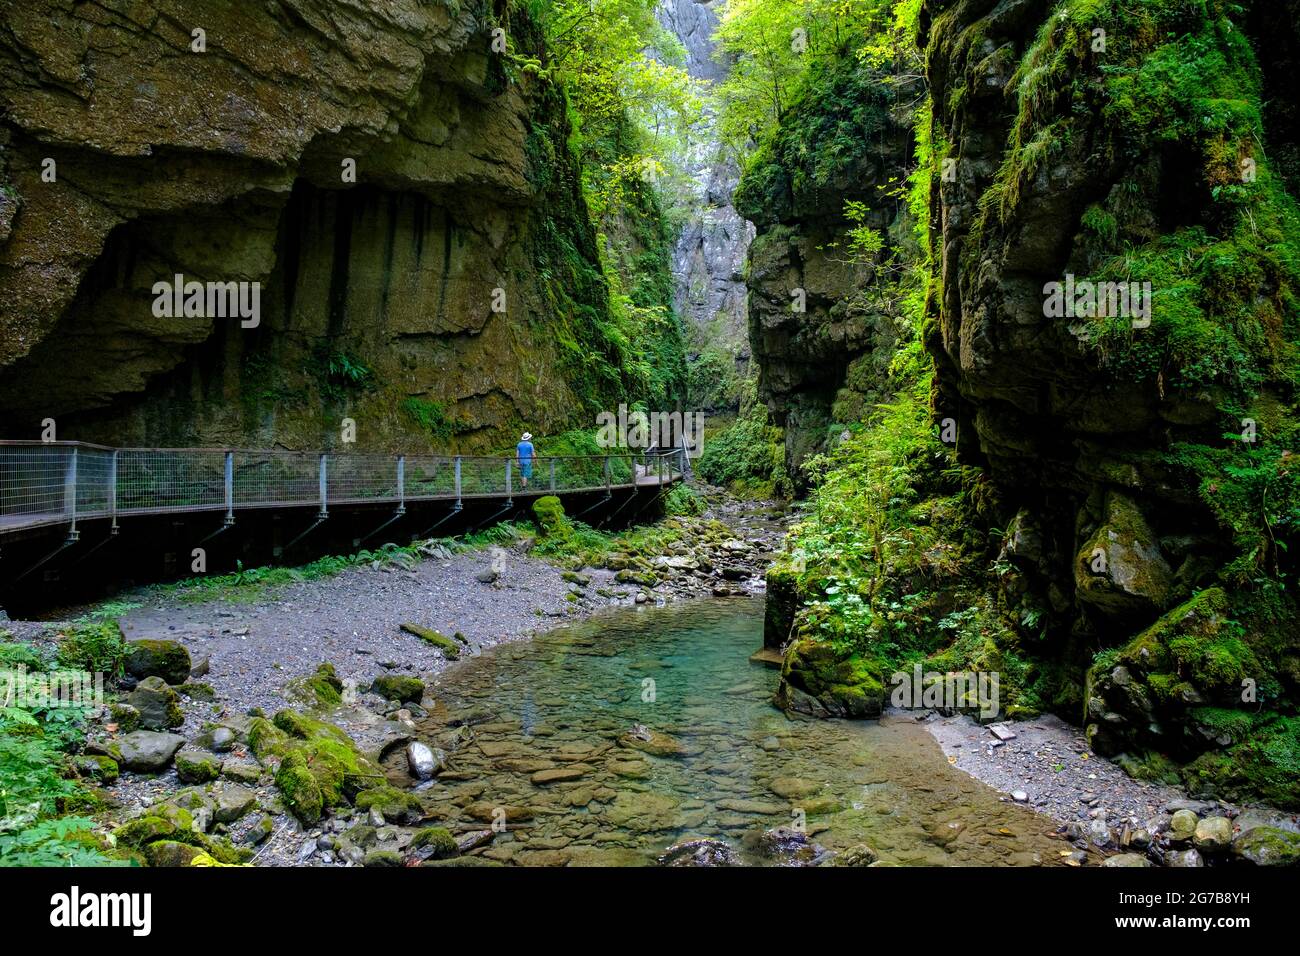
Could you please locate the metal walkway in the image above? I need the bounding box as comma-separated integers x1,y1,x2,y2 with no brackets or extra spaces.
0,441,685,541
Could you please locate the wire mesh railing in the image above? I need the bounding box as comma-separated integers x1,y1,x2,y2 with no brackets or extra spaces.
0,441,687,535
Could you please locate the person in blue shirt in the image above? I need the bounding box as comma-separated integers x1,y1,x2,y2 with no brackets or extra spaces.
517,432,535,489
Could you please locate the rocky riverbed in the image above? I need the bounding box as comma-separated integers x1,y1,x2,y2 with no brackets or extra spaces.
9,491,1298,867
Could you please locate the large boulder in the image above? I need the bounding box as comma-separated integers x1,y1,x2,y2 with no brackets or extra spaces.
774,638,884,718
125,676,184,731
125,640,192,686
115,731,186,773
1074,492,1173,618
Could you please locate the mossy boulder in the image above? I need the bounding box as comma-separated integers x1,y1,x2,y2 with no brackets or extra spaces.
370,673,425,703
174,749,222,784
1232,826,1300,867
72,754,119,785
355,785,424,825
144,840,206,867
1074,492,1173,618
410,826,459,859
112,811,250,865
363,849,404,867
285,663,344,707
250,709,382,824
774,638,884,719
125,639,192,685
532,495,573,541
125,676,184,731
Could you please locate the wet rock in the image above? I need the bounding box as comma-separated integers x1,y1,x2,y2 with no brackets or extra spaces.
617,724,686,757
531,764,591,785
658,838,741,867
1102,853,1153,867
837,843,879,867
116,731,186,773
363,849,403,867
1193,816,1233,853
406,741,444,781
754,825,830,865
1164,848,1204,868
769,776,822,800
1232,826,1300,866
1168,808,1199,843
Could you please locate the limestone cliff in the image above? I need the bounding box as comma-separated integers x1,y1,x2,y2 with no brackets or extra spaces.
0,0,625,450
735,59,917,481
918,0,1300,798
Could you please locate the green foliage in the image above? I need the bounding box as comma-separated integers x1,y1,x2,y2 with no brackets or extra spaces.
402,398,470,444
56,620,127,679
696,402,791,498
0,696,116,866
316,347,375,399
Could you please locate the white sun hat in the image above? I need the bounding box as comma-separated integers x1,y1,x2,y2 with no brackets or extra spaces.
521,432,532,441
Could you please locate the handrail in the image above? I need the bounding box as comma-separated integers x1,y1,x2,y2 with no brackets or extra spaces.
0,441,688,538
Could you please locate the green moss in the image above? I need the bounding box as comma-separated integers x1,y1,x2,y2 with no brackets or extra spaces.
355,785,424,825
1181,714,1300,810
532,496,572,540
174,750,221,784
369,674,426,703
410,826,459,859
275,751,324,825
286,663,343,708
399,624,459,659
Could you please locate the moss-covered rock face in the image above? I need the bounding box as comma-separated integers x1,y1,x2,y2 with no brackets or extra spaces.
0,1,665,447
775,638,884,719
1074,492,1173,618
1084,587,1271,759
737,58,916,484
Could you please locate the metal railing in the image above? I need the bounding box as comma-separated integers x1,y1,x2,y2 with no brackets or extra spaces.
0,441,687,538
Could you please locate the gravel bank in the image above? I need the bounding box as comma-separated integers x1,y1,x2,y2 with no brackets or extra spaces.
915,709,1184,825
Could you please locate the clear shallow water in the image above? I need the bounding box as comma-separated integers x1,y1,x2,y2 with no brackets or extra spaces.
411,598,1065,866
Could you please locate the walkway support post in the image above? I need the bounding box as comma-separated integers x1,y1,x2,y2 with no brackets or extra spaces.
549,458,556,492
396,456,406,515
64,446,79,542
604,456,611,494
109,450,119,533
223,451,234,526
318,454,328,519
454,456,462,507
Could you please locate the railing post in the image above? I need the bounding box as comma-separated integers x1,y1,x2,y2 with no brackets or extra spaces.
505,458,512,501
454,456,462,507
604,456,611,493
223,451,234,526
318,453,329,518
64,446,79,540
549,458,556,492
396,455,406,515
108,450,119,532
